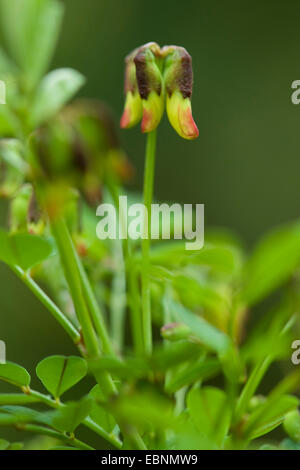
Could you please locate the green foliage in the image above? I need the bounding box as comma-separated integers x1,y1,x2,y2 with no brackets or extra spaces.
36,356,88,399
187,387,231,449
283,410,300,443
89,385,116,434
0,438,23,450
0,230,54,269
241,222,300,305
0,362,30,388
30,69,86,126
0,0,64,89
244,395,299,440
48,397,93,433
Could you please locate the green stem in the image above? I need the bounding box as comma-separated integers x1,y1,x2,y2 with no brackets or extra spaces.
234,356,273,423
75,250,115,356
141,130,157,355
50,217,116,396
0,394,40,405
84,417,122,450
0,414,93,450
128,268,144,355
19,424,94,450
106,178,127,352
26,389,122,449
50,217,100,357
106,178,143,356
125,428,147,450
110,253,126,352
10,265,80,344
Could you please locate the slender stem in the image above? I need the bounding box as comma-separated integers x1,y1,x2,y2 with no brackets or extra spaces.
0,413,93,450
110,254,126,352
50,217,116,397
26,389,122,449
19,424,94,450
84,417,122,449
128,268,144,355
106,178,143,356
0,394,40,405
50,217,100,357
234,356,273,423
126,428,148,450
10,265,80,344
106,180,127,352
75,250,115,356
141,130,157,355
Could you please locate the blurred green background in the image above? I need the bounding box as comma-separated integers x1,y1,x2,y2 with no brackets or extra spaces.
1,0,300,443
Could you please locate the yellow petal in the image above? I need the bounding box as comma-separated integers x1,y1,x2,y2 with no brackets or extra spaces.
141,90,164,133
166,90,199,140
120,91,143,129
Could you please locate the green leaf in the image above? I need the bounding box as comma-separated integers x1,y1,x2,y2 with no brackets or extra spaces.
0,0,64,88
165,357,220,393
166,299,241,382
0,105,22,137
190,244,242,276
150,241,242,276
7,442,23,450
0,405,53,428
0,438,22,450
283,410,300,443
111,389,175,432
241,222,300,306
0,140,25,195
242,301,294,363
89,385,116,434
0,439,10,450
30,68,86,126
172,414,218,450
0,362,30,387
0,47,16,75
280,438,300,450
49,396,92,433
234,356,273,423
187,386,231,448
0,231,54,270
172,274,228,313
259,444,279,450
166,300,230,355
0,139,26,173
88,356,148,380
0,405,40,422
151,342,202,371
244,395,299,440
36,356,87,399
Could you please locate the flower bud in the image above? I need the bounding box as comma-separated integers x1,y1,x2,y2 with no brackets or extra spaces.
161,322,192,342
134,43,164,133
27,187,44,235
120,50,143,129
163,46,199,140
10,184,44,235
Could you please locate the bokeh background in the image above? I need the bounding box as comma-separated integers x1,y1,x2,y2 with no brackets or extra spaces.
1,0,300,444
